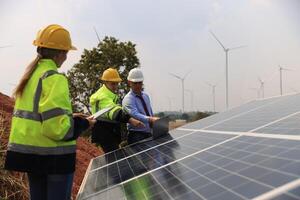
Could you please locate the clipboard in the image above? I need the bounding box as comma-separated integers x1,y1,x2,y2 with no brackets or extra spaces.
91,107,114,120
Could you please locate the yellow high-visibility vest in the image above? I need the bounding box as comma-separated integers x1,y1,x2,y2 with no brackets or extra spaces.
90,84,122,120
8,59,75,155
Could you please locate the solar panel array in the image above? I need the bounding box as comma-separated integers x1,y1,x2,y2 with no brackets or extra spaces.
77,93,300,200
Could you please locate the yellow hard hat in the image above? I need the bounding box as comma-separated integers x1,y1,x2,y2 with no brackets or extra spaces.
33,24,77,50
101,68,122,82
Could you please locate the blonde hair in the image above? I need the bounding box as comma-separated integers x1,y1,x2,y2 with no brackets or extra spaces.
12,47,66,98
12,55,41,98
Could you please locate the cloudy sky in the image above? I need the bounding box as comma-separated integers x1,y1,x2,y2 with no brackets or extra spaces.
0,0,300,112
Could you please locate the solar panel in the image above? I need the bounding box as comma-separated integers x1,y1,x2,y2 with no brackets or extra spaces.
182,95,283,130
255,112,300,135
89,129,195,171
77,93,300,200
204,93,300,132
78,132,236,199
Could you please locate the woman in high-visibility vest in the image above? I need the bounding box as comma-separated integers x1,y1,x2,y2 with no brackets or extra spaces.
90,68,144,153
5,24,96,200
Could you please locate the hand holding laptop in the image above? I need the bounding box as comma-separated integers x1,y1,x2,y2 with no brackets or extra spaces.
149,116,160,128
129,118,145,128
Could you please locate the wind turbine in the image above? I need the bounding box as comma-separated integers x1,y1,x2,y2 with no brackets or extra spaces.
278,65,292,96
169,71,191,113
210,31,246,109
258,77,265,98
206,82,217,112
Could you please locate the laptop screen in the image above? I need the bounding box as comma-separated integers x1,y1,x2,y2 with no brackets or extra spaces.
152,117,169,139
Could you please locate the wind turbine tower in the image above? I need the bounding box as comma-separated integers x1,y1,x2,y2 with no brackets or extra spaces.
185,89,194,111
279,65,292,96
93,27,101,43
169,71,191,113
210,31,246,109
206,82,217,112
258,77,265,98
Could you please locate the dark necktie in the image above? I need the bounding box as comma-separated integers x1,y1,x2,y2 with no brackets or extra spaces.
136,95,150,116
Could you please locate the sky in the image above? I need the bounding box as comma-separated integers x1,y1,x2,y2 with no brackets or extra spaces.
0,0,300,112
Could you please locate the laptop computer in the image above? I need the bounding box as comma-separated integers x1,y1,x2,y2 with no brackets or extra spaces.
152,116,170,139
134,117,170,144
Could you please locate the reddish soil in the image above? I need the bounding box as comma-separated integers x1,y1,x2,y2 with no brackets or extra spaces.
0,92,14,147
0,92,103,199
74,138,103,198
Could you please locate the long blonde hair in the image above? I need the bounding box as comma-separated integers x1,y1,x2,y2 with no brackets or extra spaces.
12,47,65,98
12,55,41,98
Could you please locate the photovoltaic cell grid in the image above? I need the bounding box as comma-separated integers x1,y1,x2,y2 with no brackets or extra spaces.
78,93,300,200
203,93,300,132
80,136,300,200
78,132,236,199
181,96,280,130
89,129,195,171
256,112,300,135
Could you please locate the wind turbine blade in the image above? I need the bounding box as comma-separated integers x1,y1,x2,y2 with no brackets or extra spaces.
214,79,220,87
183,70,192,79
228,45,247,51
282,67,293,71
0,45,12,49
93,27,101,43
279,65,294,71
205,81,213,87
169,73,181,80
210,31,226,51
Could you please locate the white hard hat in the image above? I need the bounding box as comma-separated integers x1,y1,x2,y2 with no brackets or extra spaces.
128,68,144,82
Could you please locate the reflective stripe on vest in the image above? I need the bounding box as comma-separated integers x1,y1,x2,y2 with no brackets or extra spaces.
8,143,76,155
13,107,70,122
95,100,100,112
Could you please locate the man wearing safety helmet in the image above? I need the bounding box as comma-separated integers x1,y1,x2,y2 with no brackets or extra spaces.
122,68,159,144
90,68,144,153
5,24,96,200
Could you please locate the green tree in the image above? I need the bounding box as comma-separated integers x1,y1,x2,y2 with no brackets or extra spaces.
156,112,165,118
181,113,189,121
67,36,140,113
191,111,211,122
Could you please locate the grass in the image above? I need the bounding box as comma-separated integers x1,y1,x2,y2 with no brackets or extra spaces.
0,108,29,200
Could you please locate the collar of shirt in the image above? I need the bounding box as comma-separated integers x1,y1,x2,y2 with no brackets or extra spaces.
130,89,144,97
